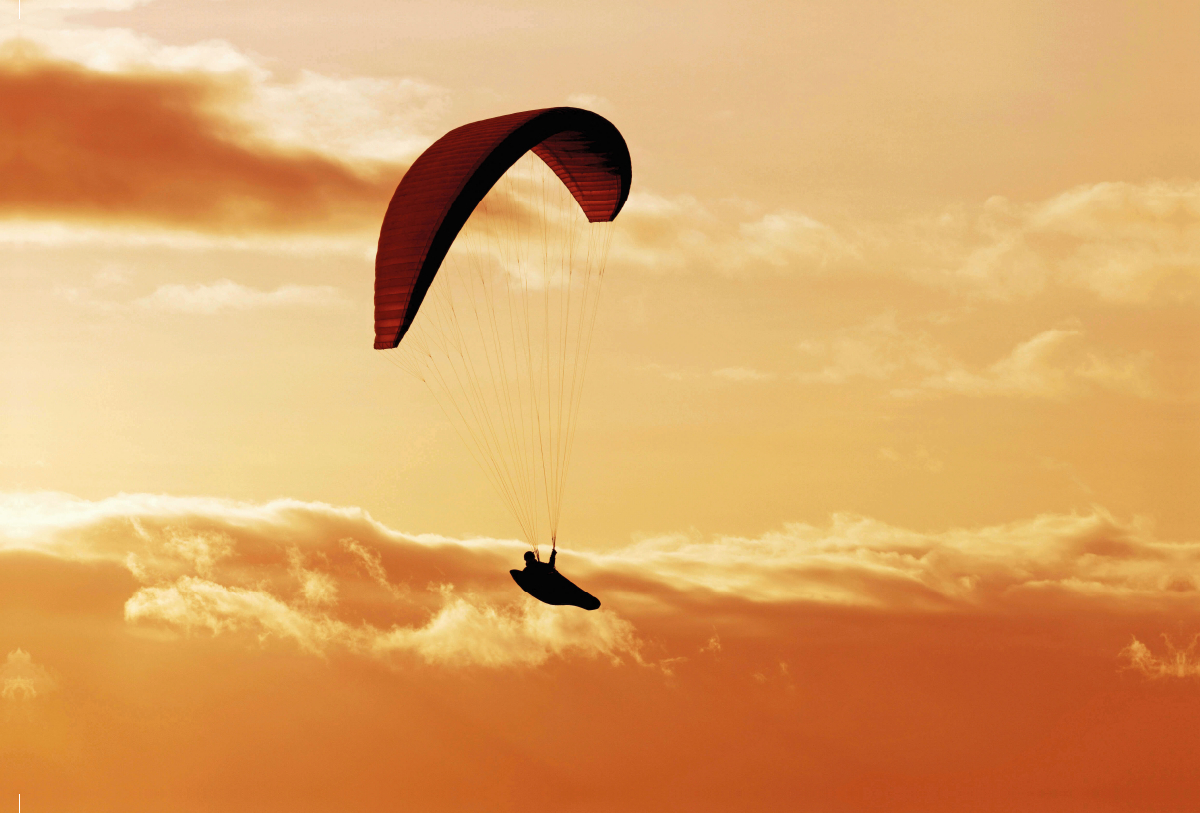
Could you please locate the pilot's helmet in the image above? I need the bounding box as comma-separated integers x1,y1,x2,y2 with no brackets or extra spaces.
524,551,537,565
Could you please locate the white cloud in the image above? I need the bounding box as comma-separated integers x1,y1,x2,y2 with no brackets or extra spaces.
4,491,1198,666
910,328,1156,400
241,69,447,163
132,280,344,314
917,181,1200,303
713,367,775,382
0,491,644,668
7,25,263,74
617,509,1200,610
1,649,55,701
123,576,641,668
608,179,1200,302
796,314,1157,400
367,586,640,667
1121,635,1200,679
5,23,447,163
737,211,854,270
566,93,613,116
640,363,777,384
0,219,376,254
611,193,856,277
796,312,950,385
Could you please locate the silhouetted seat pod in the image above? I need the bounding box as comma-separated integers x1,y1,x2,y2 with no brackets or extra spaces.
511,550,600,611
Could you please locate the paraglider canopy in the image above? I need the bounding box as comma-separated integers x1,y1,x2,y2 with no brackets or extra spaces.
374,104,629,562
375,107,632,349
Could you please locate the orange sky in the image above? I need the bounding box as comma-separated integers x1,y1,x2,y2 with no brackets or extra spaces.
2,2,1199,811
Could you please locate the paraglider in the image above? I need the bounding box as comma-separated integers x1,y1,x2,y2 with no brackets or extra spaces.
373,108,630,607
511,550,600,611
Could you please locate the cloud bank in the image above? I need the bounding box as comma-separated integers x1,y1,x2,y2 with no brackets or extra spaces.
2,491,1196,672
1,492,642,668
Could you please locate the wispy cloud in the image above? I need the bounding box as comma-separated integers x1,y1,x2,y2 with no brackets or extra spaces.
905,181,1200,303
796,314,1157,400
909,328,1156,400
1,649,55,701
611,192,857,277
1121,635,1200,678
608,180,1200,307
132,280,344,314
616,511,1200,611
0,492,643,668
123,576,641,667
566,93,613,116
712,367,776,382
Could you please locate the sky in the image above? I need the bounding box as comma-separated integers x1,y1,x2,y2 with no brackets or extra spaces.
1,1,1198,811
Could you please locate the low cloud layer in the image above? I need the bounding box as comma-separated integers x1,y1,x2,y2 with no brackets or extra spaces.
2,491,1197,671
617,511,1199,611
1,493,642,668
2,493,1198,811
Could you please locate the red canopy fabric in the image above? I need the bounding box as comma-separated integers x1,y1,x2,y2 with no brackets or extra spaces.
374,107,632,349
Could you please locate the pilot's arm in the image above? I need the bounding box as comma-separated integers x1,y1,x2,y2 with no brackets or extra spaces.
548,549,557,568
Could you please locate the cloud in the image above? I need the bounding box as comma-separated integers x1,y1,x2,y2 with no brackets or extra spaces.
2,496,1193,808
566,93,613,116
123,576,642,668
878,446,944,473
611,193,857,277
796,312,950,384
56,276,347,314
5,27,447,160
121,575,642,667
908,181,1200,303
607,179,1199,306
0,492,643,668
712,367,775,382
0,218,376,256
911,328,1156,400
615,510,1200,612
131,280,344,314
1,649,55,701
0,42,424,234
1121,635,1200,678
796,313,1157,400
239,71,445,163
639,363,778,384
4,491,1198,630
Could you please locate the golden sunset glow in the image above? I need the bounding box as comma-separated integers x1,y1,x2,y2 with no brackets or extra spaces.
2,2,1198,811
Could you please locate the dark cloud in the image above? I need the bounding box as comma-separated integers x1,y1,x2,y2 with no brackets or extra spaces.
0,46,400,232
